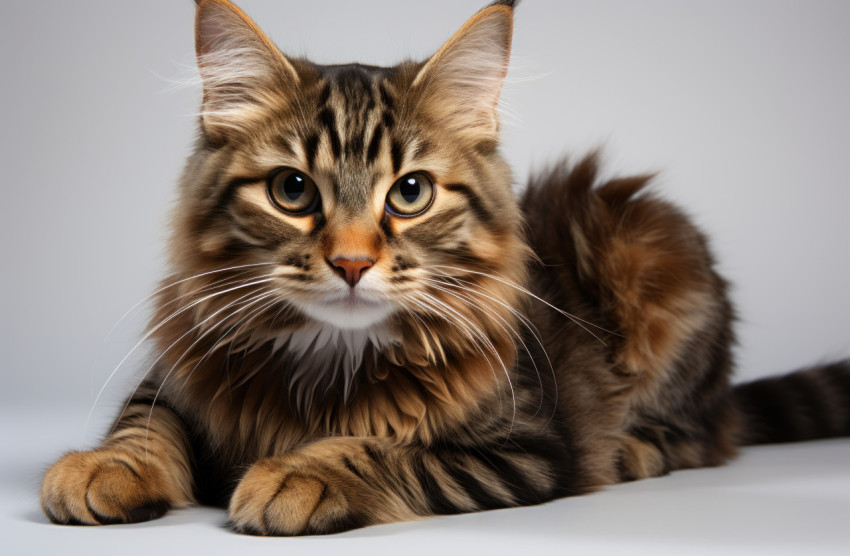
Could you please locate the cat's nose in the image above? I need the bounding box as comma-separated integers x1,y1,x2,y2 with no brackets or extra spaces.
328,257,375,287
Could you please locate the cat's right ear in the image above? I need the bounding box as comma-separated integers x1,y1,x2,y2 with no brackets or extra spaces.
194,0,299,141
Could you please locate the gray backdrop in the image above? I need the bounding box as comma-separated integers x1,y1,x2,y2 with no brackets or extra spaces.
2,0,849,437
2,2,850,555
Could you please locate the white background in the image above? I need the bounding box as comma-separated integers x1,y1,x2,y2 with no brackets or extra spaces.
2,1,849,554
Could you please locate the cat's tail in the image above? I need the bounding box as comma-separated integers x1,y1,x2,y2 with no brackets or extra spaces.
733,360,850,445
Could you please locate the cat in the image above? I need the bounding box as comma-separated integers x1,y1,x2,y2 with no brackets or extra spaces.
40,0,850,535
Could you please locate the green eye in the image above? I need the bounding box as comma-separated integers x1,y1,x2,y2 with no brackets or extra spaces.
268,168,320,215
386,173,435,216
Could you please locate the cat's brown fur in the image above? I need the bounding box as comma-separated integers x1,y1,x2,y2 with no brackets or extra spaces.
41,0,850,535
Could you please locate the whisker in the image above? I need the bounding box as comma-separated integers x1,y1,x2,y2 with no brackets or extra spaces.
90,275,277,436
407,291,517,438
431,276,552,362
122,286,272,439
422,277,552,419
402,294,498,389
103,263,277,339
142,289,279,454
432,265,617,345
171,287,291,400
397,306,447,365
423,274,559,421
213,297,281,355
155,269,265,315
223,294,288,361
223,295,295,389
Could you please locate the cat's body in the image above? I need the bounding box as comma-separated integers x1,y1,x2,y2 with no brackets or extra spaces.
41,0,850,535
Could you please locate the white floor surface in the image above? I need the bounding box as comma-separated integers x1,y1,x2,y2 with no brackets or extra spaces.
3,403,849,556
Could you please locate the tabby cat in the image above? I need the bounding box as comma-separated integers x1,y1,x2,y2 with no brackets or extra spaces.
41,0,850,535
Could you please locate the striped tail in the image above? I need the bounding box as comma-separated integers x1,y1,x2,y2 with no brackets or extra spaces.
734,360,850,445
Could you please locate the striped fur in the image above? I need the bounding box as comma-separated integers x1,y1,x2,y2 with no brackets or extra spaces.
42,0,850,534
735,361,850,445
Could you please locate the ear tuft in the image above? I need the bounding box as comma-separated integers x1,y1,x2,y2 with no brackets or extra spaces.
413,3,514,138
194,0,298,140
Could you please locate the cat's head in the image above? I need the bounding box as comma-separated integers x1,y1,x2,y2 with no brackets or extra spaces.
165,0,528,372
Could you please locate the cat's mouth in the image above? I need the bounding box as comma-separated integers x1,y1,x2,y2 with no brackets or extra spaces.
297,291,395,330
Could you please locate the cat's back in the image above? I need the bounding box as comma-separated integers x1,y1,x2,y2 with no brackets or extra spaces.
521,153,739,483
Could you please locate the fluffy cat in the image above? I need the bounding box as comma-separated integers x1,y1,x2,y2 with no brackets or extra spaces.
41,0,850,535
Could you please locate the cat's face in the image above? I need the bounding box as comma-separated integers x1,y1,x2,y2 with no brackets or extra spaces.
169,1,526,356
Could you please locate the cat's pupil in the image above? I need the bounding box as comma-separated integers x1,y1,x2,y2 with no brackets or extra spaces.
284,174,305,200
400,178,420,203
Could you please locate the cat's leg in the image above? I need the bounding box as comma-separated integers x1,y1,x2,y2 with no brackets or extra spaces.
41,391,195,525
228,436,562,535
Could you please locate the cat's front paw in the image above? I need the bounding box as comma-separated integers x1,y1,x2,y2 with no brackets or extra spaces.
229,456,365,536
41,450,173,525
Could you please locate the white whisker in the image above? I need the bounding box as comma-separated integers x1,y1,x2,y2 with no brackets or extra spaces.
423,276,559,426
92,275,277,437
423,279,543,394
432,265,616,345
177,293,287,401
408,291,517,438
103,263,276,339
142,289,279,456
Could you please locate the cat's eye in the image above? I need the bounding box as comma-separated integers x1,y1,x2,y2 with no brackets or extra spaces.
386,173,435,217
268,168,320,215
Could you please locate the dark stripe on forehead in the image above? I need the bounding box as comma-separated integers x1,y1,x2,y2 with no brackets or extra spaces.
382,111,395,130
318,108,342,159
391,139,405,175
346,131,364,160
318,82,331,107
336,67,373,102
444,183,493,224
303,133,320,172
378,81,395,111
474,139,498,156
367,125,384,164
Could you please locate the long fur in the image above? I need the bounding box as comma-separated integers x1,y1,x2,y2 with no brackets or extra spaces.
41,0,850,535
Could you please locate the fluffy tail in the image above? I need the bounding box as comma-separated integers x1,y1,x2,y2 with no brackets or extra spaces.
734,361,850,445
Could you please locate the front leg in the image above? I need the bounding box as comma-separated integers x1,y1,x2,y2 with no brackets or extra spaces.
229,436,561,535
41,392,195,525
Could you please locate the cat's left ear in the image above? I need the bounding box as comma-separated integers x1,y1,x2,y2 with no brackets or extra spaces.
412,1,515,138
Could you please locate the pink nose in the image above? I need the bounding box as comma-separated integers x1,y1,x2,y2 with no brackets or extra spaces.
329,257,375,287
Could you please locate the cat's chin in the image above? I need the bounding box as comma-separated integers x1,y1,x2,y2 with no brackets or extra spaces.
298,298,395,330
